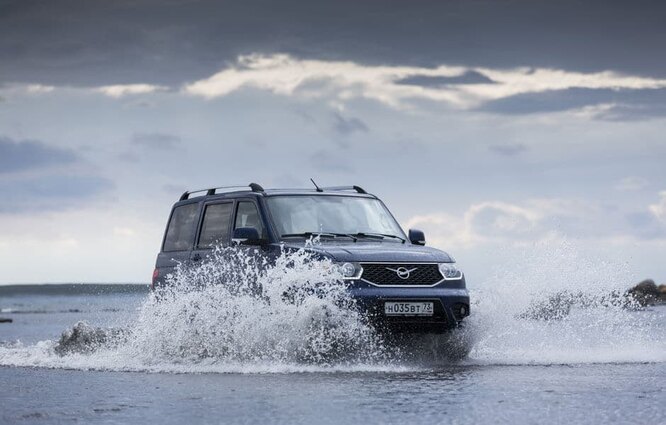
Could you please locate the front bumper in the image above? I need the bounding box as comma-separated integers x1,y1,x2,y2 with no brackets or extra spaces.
347,284,470,333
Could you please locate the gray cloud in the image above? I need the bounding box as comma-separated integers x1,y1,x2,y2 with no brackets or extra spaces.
479,88,666,120
0,137,113,213
131,132,181,150
480,88,613,114
0,174,114,213
0,136,78,174
396,71,495,87
594,103,666,121
488,143,528,156
332,113,368,137
2,0,666,89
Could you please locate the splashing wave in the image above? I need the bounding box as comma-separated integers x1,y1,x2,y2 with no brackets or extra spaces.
0,242,664,373
465,241,666,365
1,248,400,372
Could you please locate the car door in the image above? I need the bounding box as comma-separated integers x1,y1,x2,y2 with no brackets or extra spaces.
190,200,235,264
155,201,201,286
231,199,269,292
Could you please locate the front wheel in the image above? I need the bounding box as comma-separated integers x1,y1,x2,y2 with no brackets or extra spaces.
388,324,475,363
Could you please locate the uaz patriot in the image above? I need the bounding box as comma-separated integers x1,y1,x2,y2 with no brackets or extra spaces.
152,183,470,333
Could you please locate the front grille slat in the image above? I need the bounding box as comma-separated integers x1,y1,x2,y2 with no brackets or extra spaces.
360,263,442,286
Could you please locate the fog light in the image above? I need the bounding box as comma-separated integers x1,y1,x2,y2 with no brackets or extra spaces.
335,262,362,280
339,262,356,277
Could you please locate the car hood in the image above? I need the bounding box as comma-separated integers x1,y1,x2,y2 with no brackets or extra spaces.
278,241,453,263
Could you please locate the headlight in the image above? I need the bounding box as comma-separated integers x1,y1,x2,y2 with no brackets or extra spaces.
438,262,463,280
337,262,363,280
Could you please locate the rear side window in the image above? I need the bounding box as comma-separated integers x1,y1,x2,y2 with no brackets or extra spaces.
163,203,199,252
234,201,265,237
198,202,233,248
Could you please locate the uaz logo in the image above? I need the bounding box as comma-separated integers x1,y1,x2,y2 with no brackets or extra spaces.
385,266,418,279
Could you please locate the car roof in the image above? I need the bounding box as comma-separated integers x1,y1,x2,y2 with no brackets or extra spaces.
171,186,376,207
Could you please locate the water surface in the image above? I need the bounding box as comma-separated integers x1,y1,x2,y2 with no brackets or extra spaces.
1,247,665,424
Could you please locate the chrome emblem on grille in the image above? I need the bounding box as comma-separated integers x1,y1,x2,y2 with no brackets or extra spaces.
385,266,417,279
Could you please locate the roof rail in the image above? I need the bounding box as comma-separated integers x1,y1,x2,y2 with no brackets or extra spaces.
179,182,264,201
321,185,367,194
249,182,265,192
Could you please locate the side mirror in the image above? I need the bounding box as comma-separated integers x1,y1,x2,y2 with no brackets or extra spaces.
232,227,264,246
408,229,426,246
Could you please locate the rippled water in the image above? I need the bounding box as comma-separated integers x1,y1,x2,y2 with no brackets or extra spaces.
1,245,664,424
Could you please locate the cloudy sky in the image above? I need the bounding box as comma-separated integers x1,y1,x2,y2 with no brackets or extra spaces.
1,0,665,284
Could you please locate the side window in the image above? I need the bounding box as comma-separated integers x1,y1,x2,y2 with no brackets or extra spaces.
163,203,199,252
234,201,265,237
197,203,233,248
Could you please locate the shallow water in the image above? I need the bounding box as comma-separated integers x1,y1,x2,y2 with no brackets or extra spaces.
2,363,664,424
1,246,665,424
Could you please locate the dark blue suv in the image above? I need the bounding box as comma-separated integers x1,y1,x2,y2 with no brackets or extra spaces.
153,183,470,333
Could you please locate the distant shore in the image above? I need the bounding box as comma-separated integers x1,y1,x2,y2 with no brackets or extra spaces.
0,283,150,296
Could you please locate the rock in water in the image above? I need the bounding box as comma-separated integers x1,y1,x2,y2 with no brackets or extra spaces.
54,321,127,355
520,291,576,321
0,317,12,323
627,279,660,306
519,279,664,321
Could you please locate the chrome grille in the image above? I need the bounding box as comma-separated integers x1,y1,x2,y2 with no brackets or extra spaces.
360,263,443,286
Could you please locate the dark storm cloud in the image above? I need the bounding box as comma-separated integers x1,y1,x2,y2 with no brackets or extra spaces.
488,143,528,156
480,88,666,120
0,136,77,173
396,71,495,87
0,136,113,212
131,132,181,150
0,174,114,213
1,0,666,87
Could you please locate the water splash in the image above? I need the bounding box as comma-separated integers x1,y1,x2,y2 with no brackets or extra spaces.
0,241,664,373
0,247,400,372
465,240,666,365
128,247,389,366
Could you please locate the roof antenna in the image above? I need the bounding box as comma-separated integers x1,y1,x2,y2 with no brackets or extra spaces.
310,178,323,192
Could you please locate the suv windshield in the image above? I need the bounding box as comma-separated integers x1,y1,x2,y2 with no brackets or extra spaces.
266,195,405,241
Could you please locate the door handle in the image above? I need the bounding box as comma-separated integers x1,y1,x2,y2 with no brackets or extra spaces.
192,253,202,262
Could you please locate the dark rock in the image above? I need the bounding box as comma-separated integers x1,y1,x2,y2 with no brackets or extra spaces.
54,321,128,356
519,288,634,320
659,284,666,303
627,279,660,306
0,317,12,323
520,292,576,321
520,279,665,321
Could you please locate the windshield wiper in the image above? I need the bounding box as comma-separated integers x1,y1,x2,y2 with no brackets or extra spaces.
281,232,358,241
353,232,406,243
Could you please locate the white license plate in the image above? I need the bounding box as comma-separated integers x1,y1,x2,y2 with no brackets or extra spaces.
384,302,434,316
